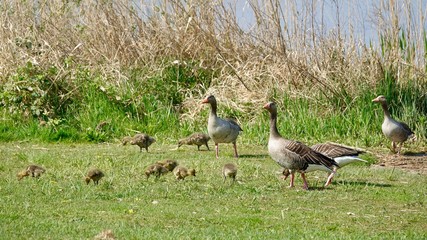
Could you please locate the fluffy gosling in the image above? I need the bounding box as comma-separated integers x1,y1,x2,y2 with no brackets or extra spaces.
17,165,46,181
85,169,104,185
173,166,196,180
145,164,169,179
178,132,210,151
130,133,156,152
222,163,237,183
156,159,179,172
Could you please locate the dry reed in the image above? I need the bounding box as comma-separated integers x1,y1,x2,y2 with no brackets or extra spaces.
0,0,425,121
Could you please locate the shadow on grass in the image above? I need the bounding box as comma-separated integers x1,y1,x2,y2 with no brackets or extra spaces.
401,151,427,157
239,154,270,159
334,180,393,188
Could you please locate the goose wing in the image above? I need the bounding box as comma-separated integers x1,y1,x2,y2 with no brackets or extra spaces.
284,140,338,169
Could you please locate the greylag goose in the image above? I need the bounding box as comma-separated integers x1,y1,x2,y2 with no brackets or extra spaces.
178,132,210,151
222,163,238,183
173,166,196,180
202,95,243,158
17,165,46,180
85,169,104,185
156,159,179,172
145,164,169,179
281,142,367,180
264,102,339,189
372,95,415,154
130,133,156,152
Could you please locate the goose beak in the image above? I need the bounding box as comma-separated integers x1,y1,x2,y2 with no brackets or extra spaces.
263,103,270,109
201,98,209,104
372,97,379,102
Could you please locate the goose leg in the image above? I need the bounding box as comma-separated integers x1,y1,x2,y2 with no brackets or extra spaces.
215,143,219,158
325,168,337,187
301,173,309,190
205,143,210,151
289,173,295,188
397,142,403,155
233,142,239,158
391,142,397,153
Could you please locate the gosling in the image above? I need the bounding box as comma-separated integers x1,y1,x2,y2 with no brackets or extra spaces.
173,166,196,180
17,165,46,180
145,164,169,179
130,133,156,152
85,169,104,185
121,136,133,145
156,159,179,172
222,163,237,183
178,133,210,151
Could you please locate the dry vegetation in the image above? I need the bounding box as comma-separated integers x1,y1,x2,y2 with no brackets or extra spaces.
0,0,425,119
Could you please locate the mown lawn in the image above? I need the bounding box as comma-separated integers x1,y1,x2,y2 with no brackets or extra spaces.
0,142,426,239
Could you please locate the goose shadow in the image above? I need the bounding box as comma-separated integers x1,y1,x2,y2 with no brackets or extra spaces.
401,151,427,157
238,154,270,159
333,180,393,188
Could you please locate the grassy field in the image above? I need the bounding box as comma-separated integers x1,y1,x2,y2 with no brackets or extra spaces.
1,141,426,239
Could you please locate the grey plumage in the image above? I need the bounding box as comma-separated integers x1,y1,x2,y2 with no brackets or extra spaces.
372,95,415,154
264,102,338,189
202,95,242,158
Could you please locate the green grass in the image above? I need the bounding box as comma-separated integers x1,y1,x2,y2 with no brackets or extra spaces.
1,142,426,239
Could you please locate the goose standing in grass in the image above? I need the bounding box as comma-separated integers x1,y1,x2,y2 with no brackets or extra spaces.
178,132,211,151
264,102,339,189
202,95,243,158
281,142,367,180
372,95,415,154
222,163,237,183
173,166,196,180
17,165,46,180
85,169,104,185
130,133,156,152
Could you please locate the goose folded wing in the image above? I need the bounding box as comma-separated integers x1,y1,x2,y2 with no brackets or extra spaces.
284,141,338,169
225,118,243,131
398,121,415,135
311,142,363,158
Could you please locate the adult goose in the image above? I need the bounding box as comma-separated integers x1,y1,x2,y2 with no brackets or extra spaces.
281,142,367,179
372,95,415,154
264,102,339,189
202,95,243,158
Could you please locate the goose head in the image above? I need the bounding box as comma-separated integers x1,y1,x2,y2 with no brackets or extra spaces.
372,95,387,103
263,101,277,113
202,95,216,105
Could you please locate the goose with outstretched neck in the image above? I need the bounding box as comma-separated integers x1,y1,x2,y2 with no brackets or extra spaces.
264,101,339,189
202,95,242,158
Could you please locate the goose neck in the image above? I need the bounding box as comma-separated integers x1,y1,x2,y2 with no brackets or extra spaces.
269,111,282,138
380,101,391,118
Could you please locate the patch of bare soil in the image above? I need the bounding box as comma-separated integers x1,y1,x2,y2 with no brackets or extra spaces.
375,151,427,175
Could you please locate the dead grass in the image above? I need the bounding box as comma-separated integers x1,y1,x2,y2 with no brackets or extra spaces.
0,0,425,120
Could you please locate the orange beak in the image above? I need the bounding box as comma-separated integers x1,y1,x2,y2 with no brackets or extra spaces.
263,103,270,109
